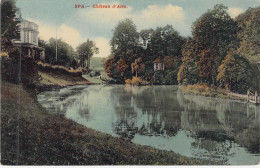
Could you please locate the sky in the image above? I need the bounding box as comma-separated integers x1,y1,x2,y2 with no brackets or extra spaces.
16,0,260,57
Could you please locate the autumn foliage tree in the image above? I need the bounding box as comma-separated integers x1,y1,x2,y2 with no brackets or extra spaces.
116,58,128,76
197,49,217,82
236,7,260,63
104,57,114,77
131,57,145,77
177,38,199,84
178,4,239,85
217,52,257,93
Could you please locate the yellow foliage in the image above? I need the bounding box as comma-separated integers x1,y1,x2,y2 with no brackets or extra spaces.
185,83,227,97
125,77,148,85
0,52,9,58
177,65,186,84
125,79,132,84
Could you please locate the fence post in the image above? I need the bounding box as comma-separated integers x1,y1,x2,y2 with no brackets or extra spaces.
255,91,258,103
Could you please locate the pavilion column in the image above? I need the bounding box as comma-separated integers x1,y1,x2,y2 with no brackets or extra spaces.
28,48,31,57
32,49,35,59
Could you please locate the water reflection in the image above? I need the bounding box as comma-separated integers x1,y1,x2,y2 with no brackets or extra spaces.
37,85,260,165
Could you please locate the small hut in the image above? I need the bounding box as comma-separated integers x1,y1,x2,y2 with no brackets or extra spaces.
153,56,164,71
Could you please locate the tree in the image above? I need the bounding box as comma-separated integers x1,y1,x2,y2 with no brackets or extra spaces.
104,56,114,77
41,38,76,66
77,39,99,69
177,38,199,84
131,57,145,77
179,4,240,85
197,49,217,82
197,5,239,83
217,51,257,93
116,58,128,76
111,18,139,62
236,7,260,63
142,25,185,61
140,25,185,83
1,0,20,53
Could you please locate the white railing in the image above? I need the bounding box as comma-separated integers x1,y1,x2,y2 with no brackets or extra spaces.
247,91,260,104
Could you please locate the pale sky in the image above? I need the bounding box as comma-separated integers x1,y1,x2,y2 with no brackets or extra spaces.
16,0,260,57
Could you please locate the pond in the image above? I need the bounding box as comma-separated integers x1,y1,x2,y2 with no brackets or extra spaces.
37,85,260,165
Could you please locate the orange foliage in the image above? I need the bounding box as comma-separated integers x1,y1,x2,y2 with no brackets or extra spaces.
131,57,145,77
177,64,186,84
116,58,127,75
104,57,114,77
125,77,148,86
197,49,216,79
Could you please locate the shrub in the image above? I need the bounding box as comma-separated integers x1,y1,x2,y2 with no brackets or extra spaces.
1,55,40,89
125,79,131,85
37,62,82,77
125,77,148,86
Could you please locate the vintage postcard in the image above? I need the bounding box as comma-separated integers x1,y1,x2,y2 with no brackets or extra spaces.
1,0,260,166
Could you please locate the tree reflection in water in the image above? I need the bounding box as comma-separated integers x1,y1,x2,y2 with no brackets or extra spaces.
109,85,259,162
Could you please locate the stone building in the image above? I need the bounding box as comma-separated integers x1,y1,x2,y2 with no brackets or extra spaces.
12,18,45,61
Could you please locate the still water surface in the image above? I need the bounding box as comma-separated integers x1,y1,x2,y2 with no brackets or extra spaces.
37,85,260,165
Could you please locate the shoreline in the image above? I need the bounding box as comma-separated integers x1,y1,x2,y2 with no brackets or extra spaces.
178,84,248,102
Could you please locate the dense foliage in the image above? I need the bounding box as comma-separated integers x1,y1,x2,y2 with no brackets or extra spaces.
39,38,77,67
1,0,20,53
236,7,260,63
1,0,40,89
76,39,99,70
104,4,259,94
178,4,240,85
105,19,185,84
217,52,257,93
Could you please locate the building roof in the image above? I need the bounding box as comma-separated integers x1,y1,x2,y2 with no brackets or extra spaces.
154,56,164,63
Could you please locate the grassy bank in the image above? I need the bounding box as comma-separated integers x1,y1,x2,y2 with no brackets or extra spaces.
1,81,220,165
183,83,247,101
37,62,91,88
39,71,90,86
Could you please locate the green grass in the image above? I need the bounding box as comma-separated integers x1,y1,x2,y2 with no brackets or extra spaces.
1,81,221,165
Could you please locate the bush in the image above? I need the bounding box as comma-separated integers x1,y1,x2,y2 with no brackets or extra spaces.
37,62,82,77
125,79,132,85
154,70,179,85
89,70,100,77
1,54,40,89
125,77,148,86
1,55,17,83
184,83,227,97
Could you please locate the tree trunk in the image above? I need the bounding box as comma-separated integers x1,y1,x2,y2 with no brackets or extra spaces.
87,55,90,70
